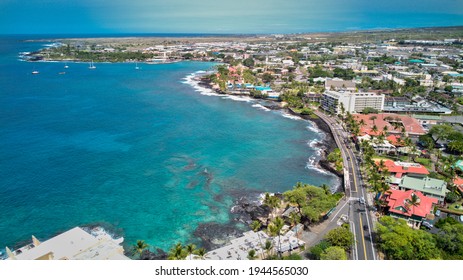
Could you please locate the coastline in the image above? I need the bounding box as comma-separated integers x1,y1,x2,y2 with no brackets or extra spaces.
191,73,343,189
180,71,345,251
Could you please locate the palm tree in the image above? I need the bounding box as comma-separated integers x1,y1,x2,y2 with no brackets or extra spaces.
371,125,378,135
369,115,377,125
263,240,274,259
288,212,301,237
195,248,207,260
168,242,186,260
359,119,366,128
247,249,257,260
320,184,331,195
250,220,264,258
383,125,389,135
131,240,149,259
264,193,281,218
185,243,196,260
268,217,285,259
407,192,421,217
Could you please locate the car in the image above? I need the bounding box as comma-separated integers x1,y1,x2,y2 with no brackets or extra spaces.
422,221,433,229
460,215,463,222
359,197,365,205
363,225,368,231
435,210,441,217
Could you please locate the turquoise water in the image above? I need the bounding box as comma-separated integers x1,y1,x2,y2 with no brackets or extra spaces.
0,38,336,252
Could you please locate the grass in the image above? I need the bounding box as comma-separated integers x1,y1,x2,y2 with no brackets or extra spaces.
414,157,433,170
448,201,463,213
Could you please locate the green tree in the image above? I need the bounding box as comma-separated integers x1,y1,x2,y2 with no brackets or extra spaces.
243,58,255,67
131,240,149,259
320,246,348,260
376,216,441,260
309,240,330,260
185,243,196,260
247,249,257,260
263,240,274,259
168,242,187,260
325,226,354,250
194,248,207,260
429,124,454,142
268,217,285,258
250,220,264,258
435,219,463,259
263,193,281,217
262,72,274,83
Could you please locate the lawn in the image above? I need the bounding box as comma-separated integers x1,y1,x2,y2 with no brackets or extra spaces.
448,201,463,213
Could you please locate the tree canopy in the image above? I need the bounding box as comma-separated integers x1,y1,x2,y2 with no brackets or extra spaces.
376,216,441,260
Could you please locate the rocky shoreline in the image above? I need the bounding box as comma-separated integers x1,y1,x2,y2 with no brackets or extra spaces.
185,75,344,252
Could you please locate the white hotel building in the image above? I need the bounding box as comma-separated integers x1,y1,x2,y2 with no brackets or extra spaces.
321,91,385,114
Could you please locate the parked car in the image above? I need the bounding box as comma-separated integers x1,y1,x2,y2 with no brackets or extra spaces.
422,221,433,229
460,215,463,222
435,210,441,217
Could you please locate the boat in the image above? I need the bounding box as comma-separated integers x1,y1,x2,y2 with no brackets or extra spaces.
64,63,69,69
32,70,39,74
89,60,96,69
59,72,66,75
135,62,140,70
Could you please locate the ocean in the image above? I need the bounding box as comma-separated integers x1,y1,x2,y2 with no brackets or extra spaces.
0,37,337,253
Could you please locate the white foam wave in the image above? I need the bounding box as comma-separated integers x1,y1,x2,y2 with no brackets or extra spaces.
305,156,330,175
280,112,303,121
222,95,252,102
182,73,221,96
251,104,271,111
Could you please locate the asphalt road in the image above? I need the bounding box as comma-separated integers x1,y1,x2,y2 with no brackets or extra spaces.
315,110,377,260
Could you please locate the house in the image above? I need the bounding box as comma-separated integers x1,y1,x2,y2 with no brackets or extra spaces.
398,176,447,203
382,189,438,228
379,160,429,185
453,177,463,194
5,227,129,260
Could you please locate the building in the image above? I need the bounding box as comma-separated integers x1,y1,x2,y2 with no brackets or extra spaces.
204,228,305,260
384,96,412,108
398,176,447,203
382,189,438,227
379,160,429,185
324,78,356,92
5,227,129,260
353,113,426,138
306,93,322,103
321,91,385,114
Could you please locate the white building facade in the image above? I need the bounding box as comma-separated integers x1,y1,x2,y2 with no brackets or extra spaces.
321,90,385,114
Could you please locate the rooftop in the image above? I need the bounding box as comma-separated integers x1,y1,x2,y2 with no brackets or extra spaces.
399,176,447,197
379,160,429,178
384,189,437,219
6,227,129,260
354,113,426,137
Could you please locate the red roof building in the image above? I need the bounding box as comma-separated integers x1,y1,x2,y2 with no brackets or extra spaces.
378,160,429,181
382,189,438,225
353,113,426,137
454,176,463,193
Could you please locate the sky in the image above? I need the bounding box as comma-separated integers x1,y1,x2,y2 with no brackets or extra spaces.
0,0,462,34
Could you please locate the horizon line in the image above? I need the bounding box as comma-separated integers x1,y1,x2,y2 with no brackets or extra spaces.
2,25,463,38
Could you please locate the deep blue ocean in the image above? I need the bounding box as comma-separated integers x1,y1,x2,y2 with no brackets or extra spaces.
0,37,337,253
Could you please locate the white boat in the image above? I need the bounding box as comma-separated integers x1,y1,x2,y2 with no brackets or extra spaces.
32,70,39,74
135,62,140,70
89,60,96,69
64,63,69,69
